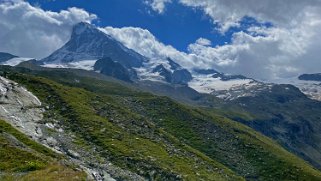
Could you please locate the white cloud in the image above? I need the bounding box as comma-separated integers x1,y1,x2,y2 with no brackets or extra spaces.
0,0,97,58
150,0,321,32
102,14,321,80
101,26,205,70
145,0,172,14
195,38,211,46
1,0,321,81
187,22,321,80
145,0,321,80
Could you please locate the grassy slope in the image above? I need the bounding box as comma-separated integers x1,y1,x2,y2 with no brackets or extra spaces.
4,71,241,180
1,66,321,180
0,120,86,181
125,96,321,180
221,84,321,170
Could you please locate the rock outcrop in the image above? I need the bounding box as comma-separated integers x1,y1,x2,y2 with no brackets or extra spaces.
0,76,44,140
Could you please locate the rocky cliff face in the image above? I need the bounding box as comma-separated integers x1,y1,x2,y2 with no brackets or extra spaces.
0,76,44,140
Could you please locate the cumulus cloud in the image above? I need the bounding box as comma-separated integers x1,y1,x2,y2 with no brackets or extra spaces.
0,0,97,58
195,38,211,46
150,0,321,32
101,26,205,69
1,0,320,81
145,0,172,14
102,16,321,80
145,0,321,80
187,21,321,80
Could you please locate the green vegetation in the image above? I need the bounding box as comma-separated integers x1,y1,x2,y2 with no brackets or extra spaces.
4,71,241,180
126,96,321,180
0,119,57,159
220,84,321,171
1,65,321,180
0,120,86,180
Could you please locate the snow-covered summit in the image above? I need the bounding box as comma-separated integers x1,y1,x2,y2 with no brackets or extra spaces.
38,22,321,101
41,22,146,68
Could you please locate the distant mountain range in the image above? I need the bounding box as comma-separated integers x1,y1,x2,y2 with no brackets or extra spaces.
34,23,321,171
1,22,321,180
40,23,250,84
2,22,321,102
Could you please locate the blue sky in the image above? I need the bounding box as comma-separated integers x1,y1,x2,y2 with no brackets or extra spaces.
1,0,320,80
27,0,235,52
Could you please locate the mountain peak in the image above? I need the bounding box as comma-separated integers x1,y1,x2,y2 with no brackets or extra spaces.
71,22,97,36
41,23,146,67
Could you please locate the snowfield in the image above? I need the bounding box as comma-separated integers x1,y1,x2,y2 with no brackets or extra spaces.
1,57,32,66
189,74,253,94
42,60,97,70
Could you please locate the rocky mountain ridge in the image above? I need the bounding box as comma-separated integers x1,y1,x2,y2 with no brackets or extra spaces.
40,22,255,93
2,23,321,102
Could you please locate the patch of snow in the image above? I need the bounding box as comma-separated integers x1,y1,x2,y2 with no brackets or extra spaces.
68,60,97,70
42,64,68,69
42,60,97,71
189,74,253,94
271,77,321,101
133,67,166,83
1,57,32,66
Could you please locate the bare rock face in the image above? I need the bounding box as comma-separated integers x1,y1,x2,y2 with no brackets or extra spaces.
0,76,44,140
0,76,140,181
